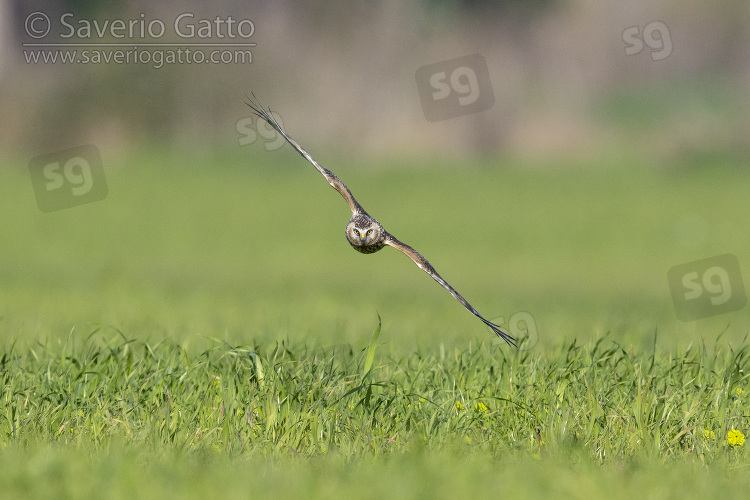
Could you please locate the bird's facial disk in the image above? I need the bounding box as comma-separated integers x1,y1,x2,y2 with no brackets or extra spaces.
351,227,375,244
346,215,384,252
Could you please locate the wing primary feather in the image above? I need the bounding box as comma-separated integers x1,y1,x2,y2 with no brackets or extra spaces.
245,93,364,215
384,235,516,347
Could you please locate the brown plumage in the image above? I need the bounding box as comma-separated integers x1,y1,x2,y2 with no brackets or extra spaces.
246,93,515,346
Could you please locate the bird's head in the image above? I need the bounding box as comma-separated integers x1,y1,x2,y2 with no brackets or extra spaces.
346,214,384,253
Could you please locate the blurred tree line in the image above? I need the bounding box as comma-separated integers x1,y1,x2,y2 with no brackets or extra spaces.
1,0,748,162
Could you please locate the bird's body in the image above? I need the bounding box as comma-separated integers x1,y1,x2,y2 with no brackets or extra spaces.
247,94,516,346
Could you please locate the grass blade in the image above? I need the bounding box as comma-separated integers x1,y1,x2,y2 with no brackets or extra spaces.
362,313,381,378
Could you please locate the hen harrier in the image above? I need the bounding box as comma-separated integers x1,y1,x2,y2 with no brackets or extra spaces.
247,95,516,347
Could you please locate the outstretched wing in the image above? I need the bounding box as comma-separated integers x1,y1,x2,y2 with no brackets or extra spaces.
246,93,365,216
384,234,516,346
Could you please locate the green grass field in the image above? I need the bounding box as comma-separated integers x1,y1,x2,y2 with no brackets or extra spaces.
2,147,750,497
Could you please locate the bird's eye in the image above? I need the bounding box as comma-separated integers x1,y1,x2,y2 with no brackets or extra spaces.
366,229,373,235
353,229,360,237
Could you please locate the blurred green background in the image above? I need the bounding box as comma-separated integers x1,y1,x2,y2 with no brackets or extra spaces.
1,0,749,353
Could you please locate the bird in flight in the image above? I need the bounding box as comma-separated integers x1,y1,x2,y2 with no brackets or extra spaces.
246,94,516,346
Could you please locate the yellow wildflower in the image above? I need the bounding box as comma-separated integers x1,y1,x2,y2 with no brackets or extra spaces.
734,387,745,397
727,429,745,446
455,401,464,411
474,402,488,412
704,430,716,440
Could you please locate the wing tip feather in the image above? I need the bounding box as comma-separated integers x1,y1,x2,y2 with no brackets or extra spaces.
480,317,518,348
